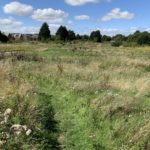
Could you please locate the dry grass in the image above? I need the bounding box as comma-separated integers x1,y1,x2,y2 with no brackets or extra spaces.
0,42,150,149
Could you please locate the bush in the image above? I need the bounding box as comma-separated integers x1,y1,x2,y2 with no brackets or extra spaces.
68,30,76,41
0,31,9,43
112,34,127,42
123,42,139,47
102,35,112,42
127,31,150,45
90,30,102,42
0,93,60,149
111,41,122,47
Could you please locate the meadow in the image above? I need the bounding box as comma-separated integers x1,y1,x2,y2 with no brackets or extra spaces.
0,41,150,149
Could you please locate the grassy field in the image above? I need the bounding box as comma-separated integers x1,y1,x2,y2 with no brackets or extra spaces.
0,41,150,149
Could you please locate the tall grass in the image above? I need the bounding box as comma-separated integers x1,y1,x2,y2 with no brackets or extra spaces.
0,42,150,149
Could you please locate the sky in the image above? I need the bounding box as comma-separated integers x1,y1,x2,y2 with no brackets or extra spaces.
0,0,149,35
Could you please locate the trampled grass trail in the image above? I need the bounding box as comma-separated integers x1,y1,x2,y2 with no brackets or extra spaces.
0,42,150,149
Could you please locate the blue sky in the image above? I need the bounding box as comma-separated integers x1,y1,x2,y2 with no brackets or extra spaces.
0,0,149,35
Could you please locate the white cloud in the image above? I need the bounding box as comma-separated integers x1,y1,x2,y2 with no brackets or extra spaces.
0,17,23,28
3,1,33,16
67,20,74,25
100,27,149,36
32,8,68,23
0,17,22,33
75,15,90,20
0,17,61,35
77,27,135,36
48,24,61,34
22,26,40,34
100,28,121,35
101,8,135,21
1,25,39,34
24,24,60,35
65,0,98,6
0,17,39,34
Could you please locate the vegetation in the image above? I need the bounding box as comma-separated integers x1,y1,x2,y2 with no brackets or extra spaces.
0,31,9,43
0,41,150,149
90,30,102,42
38,22,51,41
102,35,112,42
128,31,150,45
1,24,150,47
56,26,68,41
67,30,76,41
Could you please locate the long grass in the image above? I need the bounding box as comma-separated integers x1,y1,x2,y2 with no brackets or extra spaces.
0,42,150,149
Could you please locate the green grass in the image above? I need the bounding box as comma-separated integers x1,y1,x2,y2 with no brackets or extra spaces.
0,42,150,149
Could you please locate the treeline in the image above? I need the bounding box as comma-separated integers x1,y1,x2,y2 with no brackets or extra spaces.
1,22,150,47
38,23,150,46
0,31,9,43
38,23,102,42
110,31,150,47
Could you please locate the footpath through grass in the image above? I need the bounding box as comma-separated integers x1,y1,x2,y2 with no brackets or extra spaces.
0,42,150,149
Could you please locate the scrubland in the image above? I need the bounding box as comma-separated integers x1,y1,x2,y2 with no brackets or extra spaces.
0,41,150,149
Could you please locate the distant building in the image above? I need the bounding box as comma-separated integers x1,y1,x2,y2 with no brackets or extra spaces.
3,32,38,41
3,32,15,40
13,33,23,40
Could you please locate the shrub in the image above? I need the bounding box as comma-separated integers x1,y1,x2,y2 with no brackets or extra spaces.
112,34,127,42
111,41,122,47
68,30,76,41
102,35,112,42
127,31,150,45
90,30,102,42
0,31,9,43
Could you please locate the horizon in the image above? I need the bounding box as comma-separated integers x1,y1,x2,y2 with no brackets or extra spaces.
0,0,149,36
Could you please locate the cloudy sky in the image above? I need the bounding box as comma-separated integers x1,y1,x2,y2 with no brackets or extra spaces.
0,0,149,35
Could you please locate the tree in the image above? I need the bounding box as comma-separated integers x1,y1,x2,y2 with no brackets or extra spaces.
81,35,89,41
55,26,68,41
112,34,127,42
76,34,82,40
38,22,51,41
136,32,150,45
68,30,76,41
102,35,112,42
0,31,9,43
127,31,150,45
111,34,127,46
90,30,102,42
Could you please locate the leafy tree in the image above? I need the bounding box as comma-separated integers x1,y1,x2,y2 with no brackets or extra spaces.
111,41,122,47
112,34,127,42
127,30,140,42
68,30,76,41
81,35,89,41
55,26,68,41
0,31,9,43
111,34,127,46
127,31,150,45
76,34,82,40
102,35,112,42
76,34,89,41
90,30,102,42
136,32,150,45
38,22,51,41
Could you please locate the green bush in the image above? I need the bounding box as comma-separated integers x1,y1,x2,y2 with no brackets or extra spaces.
111,41,122,47
90,30,102,42
127,31,150,45
0,31,9,43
